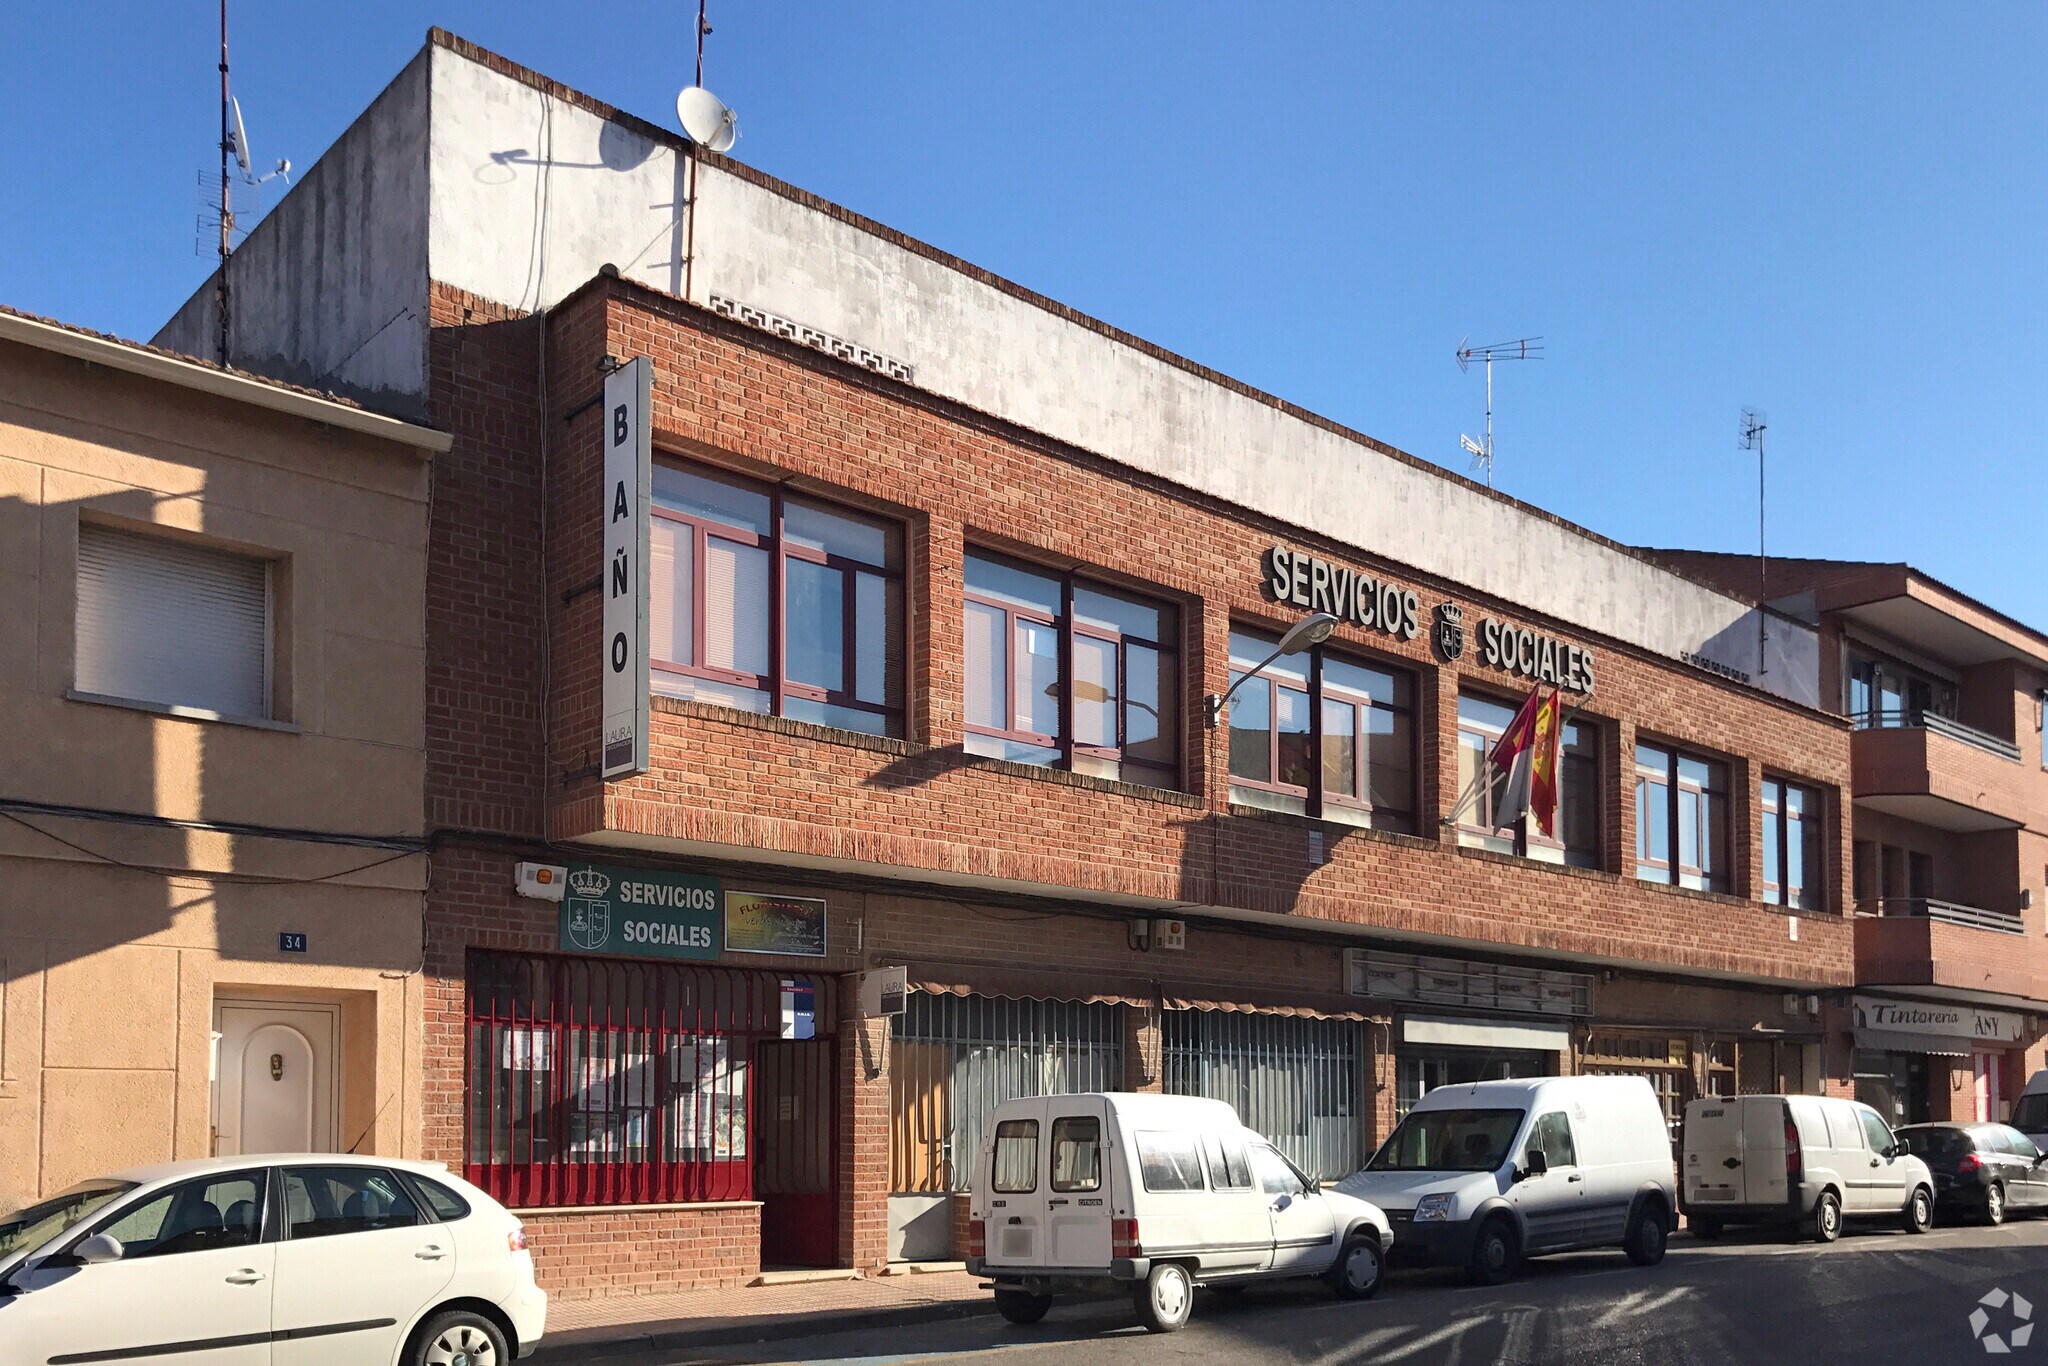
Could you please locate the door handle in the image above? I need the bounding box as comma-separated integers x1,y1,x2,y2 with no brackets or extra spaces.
1567,1173,1584,1183
1870,1159,1881,1168
1722,1158,1743,1169
225,1270,267,1285
415,1246,447,1260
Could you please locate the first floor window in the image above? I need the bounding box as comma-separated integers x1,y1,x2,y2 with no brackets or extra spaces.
1635,741,1731,892
75,521,272,719
1761,778,1824,910
650,461,904,736
963,551,1182,789
1455,692,1602,868
1227,628,1415,831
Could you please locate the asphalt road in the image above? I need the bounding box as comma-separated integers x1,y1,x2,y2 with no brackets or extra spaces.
604,1217,2048,1366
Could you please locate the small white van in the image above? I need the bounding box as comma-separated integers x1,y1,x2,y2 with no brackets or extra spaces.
1680,1094,1935,1241
1336,1075,1675,1285
966,1093,1393,1333
2015,1071,2048,1150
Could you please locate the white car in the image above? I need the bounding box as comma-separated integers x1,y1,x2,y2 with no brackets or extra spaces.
0,1154,546,1365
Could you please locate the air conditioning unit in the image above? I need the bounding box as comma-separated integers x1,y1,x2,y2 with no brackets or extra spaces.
1153,918,1188,952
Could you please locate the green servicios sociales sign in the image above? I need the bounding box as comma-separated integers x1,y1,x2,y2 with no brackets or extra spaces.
559,861,721,961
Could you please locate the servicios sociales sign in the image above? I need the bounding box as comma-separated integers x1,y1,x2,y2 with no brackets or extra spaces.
559,861,721,961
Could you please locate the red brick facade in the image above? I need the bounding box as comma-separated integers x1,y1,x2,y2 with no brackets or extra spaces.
415,274,1901,1295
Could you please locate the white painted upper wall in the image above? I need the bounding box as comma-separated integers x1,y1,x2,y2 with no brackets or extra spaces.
180,40,1824,708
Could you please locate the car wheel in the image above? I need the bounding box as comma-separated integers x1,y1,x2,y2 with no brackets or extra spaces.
1625,1204,1669,1266
1689,1216,1723,1240
413,1309,509,1366
1133,1262,1194,1333
1984,1183,2006,1226
1467,1215,1519,1287
1328,1233,1384,1300
1901,1186,1933,1235
1810,1189,1842,1244
994,1288,1052,1325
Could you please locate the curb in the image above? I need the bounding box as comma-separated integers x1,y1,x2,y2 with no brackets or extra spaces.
529,1296,998,1362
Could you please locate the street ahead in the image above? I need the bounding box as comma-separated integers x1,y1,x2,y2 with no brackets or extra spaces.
610,1219,2048,1366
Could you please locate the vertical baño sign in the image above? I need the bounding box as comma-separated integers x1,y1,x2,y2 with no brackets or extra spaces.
601,357,652,779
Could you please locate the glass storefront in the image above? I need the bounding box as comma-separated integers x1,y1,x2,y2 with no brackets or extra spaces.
1854,1050,1932,1128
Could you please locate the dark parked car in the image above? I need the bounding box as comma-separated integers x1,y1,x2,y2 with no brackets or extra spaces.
1894,1123,2048,1225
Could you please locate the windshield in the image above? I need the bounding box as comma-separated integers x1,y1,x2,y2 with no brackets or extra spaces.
1368,1108,1526,1173
2014,1094,2048,1133
0,1181,134,1260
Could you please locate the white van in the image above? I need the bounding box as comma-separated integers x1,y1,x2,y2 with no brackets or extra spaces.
1680,1094,1935,1241
965,1093,1393,1333
1336,1075,1675,1285
2015,1071,2048,1150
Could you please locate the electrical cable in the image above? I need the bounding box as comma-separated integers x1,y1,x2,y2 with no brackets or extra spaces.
0,809,423,887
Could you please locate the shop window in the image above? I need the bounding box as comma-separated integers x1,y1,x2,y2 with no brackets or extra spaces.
1227,628,1415,832
1761,778,1825,911
1455,692,1602,868
1582,1034,1689,1142
963,551,1181,789
1634,742,1731,893
75,522,273,720
650,461,903,737
466,950,829,1208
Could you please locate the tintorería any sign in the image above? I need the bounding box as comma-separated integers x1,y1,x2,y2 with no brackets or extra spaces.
1854,996,2023,1044
1259,547,1595,693
560,862,722,960
601,357,653,780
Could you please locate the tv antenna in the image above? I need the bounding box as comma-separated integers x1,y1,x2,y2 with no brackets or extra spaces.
208,0,291,366
676,0,737,301
1455,336,1543,488
1741,407,1768,674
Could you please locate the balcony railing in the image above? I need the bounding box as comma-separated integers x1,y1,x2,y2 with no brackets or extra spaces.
1855,896,2025,936
1850,708,2022,761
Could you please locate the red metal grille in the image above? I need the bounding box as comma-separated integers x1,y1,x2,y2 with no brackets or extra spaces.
464,950,836,1208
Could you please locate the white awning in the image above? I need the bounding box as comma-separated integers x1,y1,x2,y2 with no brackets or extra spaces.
1402,1016,1571,1054
1854,1028,1970,1058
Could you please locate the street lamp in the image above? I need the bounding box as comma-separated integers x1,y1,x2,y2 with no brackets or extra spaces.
1203,611,1339,729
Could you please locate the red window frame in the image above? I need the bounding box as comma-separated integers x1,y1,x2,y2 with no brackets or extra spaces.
1455,692,1600,867
1634,741,1730,893
1225,629,1416,831
650,462,904,736
463,950,838,1209
1762,777,1823,910
962,551,1182,789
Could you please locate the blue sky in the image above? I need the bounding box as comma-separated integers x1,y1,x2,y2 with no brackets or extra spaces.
5,5,2043,627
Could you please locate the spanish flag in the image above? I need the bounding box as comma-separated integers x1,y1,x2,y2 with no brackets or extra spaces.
1488,685,1566,837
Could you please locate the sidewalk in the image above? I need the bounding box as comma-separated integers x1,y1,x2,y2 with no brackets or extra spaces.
530,1266,995,1361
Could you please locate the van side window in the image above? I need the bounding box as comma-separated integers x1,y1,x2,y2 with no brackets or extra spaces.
1136,1132,1206,1192
992,1119,1039,1193
1249,1144,1304,1197
1859,1110,1895,1156
1050,1117,1101,1193
1202,1134,1253,1190
1527,1112,1577,1168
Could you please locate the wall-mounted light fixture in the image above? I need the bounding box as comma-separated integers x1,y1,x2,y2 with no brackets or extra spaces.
1203,612,1340,729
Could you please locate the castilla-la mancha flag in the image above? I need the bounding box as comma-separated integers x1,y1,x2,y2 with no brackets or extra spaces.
1490,685,1566,837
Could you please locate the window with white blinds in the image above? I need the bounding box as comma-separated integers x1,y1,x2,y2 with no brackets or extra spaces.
75,523,272,719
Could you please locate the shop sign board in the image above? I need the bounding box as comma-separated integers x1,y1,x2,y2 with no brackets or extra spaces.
559,862,721,960
1853,996,2022,1044
601,357,653,780
1346,948,1593,1019
725,891,829,957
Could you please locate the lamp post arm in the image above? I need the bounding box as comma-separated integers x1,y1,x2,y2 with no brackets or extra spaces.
1204,641,1295,729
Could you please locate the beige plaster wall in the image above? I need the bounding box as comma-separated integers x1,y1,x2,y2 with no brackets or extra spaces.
0,334,433,1209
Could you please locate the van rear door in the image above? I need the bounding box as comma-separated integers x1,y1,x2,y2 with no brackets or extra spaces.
1045,1098,1111,1270
984,1100,1048,1268
1687,1097,1787,1208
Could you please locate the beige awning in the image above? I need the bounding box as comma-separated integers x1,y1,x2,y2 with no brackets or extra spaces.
901,962,1378,1021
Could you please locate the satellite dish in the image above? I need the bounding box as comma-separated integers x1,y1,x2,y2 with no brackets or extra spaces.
230,96,253,174
675,86,738,153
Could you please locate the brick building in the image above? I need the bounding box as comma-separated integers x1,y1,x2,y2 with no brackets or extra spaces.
1647,552,2048,1128
143,32,1938,1295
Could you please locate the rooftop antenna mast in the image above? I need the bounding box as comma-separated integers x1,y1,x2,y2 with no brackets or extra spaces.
209,1,290,366
1455,336,1543,489
1741,407,1768,675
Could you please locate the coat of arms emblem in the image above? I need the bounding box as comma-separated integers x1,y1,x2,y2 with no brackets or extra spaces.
1433,603,1466,662
565,868,612,951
